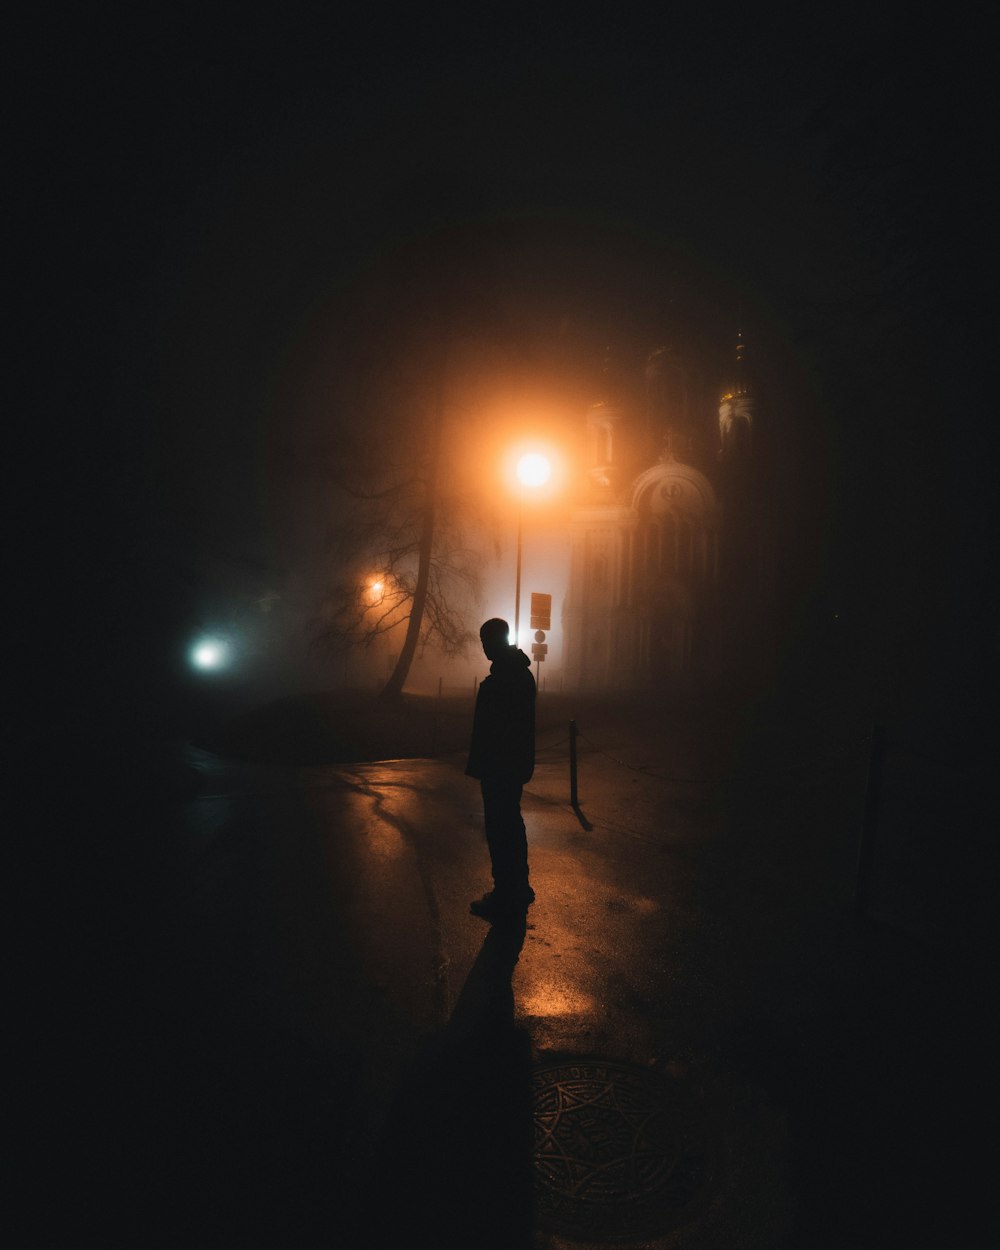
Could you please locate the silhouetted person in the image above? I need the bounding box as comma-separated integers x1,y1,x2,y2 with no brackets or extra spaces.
465,618,536,919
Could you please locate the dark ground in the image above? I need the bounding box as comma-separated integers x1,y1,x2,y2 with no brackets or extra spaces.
198,681,995,1248
19,674,995,1247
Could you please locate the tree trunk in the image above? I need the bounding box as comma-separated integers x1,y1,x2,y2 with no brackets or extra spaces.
378,354,445,702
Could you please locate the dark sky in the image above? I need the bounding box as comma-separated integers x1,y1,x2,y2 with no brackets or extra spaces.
18,4,996,738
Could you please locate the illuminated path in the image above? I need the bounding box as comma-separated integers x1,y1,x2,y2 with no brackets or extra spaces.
163,746,798,1246
158,721,977,1248
172,749,725,1067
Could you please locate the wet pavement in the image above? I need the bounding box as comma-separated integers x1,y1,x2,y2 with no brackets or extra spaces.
38,709,992,1248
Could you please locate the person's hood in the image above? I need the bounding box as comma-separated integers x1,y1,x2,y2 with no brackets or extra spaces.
490,645,532,675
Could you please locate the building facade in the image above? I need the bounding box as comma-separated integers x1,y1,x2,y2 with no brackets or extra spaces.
563,334,769,690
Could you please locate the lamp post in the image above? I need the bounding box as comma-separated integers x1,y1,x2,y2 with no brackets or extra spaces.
514,452,551,645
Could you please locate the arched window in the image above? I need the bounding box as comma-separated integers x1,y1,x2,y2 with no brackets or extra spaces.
678,520,693,574
645,522,659,581
660,512,676,573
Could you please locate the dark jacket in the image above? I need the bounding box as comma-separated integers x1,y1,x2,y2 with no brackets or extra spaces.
465,646,536,783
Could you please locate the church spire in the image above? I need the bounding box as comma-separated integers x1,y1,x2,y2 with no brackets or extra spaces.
718,329,753,463
722,328,748,398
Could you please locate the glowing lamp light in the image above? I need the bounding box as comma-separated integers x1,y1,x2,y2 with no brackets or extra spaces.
516,452,552,488
190,637,231,672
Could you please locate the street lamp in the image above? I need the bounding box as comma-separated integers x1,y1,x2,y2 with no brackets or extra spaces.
514,452,551,645
188,634,234,673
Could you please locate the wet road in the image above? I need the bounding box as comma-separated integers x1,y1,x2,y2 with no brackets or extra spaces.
173,745,711,1081
124,731,986,1249
150,744,795,1249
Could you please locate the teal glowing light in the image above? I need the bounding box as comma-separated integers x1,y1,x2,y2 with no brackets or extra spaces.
190,636,231,672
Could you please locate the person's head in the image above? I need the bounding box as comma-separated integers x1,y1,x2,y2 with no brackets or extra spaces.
480,617,511,661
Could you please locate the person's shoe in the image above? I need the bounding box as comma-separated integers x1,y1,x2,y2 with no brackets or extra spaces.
470,886,535,919
470,891,501,918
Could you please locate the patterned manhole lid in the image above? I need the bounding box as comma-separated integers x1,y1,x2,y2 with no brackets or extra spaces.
532,1058,716,1242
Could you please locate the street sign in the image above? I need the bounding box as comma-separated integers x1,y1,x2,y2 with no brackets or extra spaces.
531,642,548,660
530,592,551,630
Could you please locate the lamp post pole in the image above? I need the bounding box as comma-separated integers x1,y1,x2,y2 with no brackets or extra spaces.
514,484,523,643
513,451,551,649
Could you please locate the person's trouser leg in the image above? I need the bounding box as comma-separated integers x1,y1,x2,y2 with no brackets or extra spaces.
481,777,529,896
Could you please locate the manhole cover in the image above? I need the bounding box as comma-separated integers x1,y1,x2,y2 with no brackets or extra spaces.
532,1058,715,1242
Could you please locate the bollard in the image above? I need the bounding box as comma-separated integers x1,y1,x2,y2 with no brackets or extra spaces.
569,717,578,808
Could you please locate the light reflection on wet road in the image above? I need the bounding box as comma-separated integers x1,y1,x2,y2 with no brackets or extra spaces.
176,749,680,1066
165,745,798,1245
156,721,972,1247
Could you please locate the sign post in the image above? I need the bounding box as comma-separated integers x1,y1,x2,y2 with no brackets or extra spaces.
529,592,552,686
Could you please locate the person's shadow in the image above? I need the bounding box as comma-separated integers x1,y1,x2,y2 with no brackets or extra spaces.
369,915,534,1249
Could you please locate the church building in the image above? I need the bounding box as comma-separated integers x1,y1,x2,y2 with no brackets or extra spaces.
562,334,771,690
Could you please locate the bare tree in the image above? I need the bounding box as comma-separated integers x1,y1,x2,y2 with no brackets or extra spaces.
309,329,497,700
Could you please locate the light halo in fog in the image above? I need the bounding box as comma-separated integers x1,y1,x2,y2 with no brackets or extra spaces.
190,637,231,672
517,452,552,488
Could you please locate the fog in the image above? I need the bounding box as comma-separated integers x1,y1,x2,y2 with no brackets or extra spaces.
17,7,992,775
